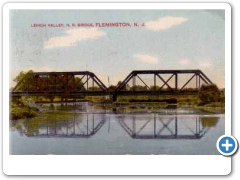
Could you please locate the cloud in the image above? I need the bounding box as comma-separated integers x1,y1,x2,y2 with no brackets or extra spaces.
179,59,190,65
44,28,106,49
145,16,188,31
133,54,158,64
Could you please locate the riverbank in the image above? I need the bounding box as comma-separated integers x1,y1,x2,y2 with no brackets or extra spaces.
10,100,39,120
10,96,224,120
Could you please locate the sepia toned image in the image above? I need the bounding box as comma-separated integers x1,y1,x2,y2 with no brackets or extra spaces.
9,9,225,155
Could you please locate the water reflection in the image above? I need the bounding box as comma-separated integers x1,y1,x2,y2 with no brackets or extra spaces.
118,114,219,139
11,113,219,140
11,113,106,138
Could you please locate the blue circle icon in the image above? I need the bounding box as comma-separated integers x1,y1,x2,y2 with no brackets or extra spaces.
217,135,238,156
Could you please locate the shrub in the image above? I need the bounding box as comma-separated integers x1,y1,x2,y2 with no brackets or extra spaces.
198,84,221,104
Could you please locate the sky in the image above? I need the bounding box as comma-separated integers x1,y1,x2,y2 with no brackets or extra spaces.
9,10,225,88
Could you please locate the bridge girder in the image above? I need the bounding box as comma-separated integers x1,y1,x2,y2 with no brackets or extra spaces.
11,70,214,100
114,69,213,93
11,71,107,97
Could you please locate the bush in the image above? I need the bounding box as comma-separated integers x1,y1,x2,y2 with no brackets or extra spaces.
10,100,39,120
198,84,221,105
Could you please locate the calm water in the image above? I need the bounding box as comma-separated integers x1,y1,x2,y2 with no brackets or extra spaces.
10,105,224,155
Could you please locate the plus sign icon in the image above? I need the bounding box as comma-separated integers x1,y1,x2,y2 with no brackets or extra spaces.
217,135,238,156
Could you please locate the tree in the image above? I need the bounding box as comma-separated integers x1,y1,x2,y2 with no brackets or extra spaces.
14,70,34,83
198,84,221,104
117,81,128,91
108,85,117,91
13,70,34,91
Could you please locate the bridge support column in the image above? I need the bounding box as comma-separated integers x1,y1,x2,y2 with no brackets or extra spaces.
175,73,178,90
112,94,117,102
50,97,54,103
65,97,68,106
50,97,54,108
154,74,156,91
196,75,198,89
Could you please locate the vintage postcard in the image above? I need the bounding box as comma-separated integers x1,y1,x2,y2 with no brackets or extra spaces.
3,3,232,175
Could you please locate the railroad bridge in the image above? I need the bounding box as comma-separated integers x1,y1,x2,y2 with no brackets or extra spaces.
11,69,213,101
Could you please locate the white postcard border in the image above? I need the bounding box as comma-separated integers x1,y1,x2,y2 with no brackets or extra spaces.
3,2,231,175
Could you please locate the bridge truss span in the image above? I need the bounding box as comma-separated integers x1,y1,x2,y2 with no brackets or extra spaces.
11,71,108,97
11,69,214,101
113,70,213,100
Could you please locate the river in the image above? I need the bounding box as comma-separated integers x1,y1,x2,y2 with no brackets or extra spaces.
10,103,224,155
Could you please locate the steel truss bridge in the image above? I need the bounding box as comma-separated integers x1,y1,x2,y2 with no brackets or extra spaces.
11,69,213,101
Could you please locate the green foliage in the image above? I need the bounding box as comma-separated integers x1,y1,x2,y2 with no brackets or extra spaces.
14,70,33,83
10,100,39,120
198,84,221,104
13,70,88,92
11,107,37,120
14,70,35,91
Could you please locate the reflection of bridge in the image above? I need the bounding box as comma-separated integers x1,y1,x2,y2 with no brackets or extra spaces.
118,115,219,139
11,70,213,101
14,113,219,140
23,114,106,138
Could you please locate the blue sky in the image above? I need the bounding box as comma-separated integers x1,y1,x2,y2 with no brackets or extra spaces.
9,10,225,88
